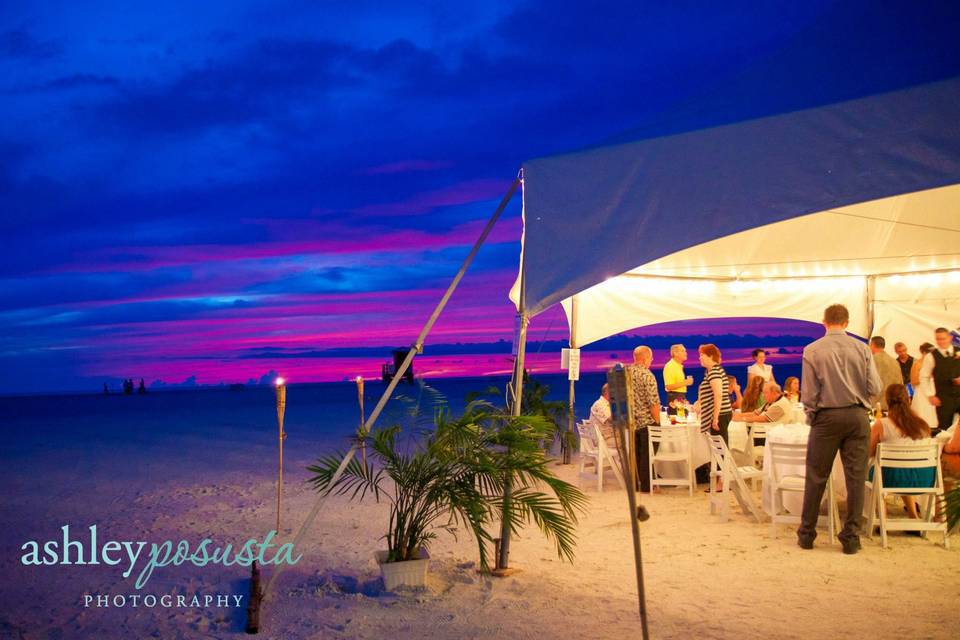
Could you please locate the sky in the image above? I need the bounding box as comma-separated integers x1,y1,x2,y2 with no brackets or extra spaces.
1,1,959,394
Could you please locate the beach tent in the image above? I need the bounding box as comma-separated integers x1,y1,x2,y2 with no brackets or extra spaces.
510,76,960,358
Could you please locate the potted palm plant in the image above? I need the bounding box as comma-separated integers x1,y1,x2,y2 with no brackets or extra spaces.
308,424,491,589
308,399,588,588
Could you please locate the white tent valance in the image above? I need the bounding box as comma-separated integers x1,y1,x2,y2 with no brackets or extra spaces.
559,184,960,349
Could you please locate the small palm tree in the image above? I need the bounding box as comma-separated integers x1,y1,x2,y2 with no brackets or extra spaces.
518,372,570,459
308,424,490,564
432,400,588,568
307,399,588,572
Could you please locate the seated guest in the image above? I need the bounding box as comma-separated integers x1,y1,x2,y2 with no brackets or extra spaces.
727,374,742,410
742,375,766,413
734,382,793,424
945,425,960,455
589,383,618,451
747,349,775,385
783,376,801,403
868,384,935,519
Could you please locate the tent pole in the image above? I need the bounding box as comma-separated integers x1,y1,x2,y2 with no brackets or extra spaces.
498,226,528,571
565,295,579,464
257,176,520,620
865,275,877,337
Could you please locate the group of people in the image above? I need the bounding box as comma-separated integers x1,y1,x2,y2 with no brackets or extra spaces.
586,305,960,553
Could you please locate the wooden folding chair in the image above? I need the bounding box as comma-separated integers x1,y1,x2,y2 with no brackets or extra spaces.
767,441,838,543
864,441,948,548
708,435,765,523
576,420,625,492
648,424,695,496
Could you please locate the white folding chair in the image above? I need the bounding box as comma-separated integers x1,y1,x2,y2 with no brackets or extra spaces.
708,435,764,523
576,420,625,492
767,441,838,543
864,441,948,548
648,424,695,496
748,422,768,471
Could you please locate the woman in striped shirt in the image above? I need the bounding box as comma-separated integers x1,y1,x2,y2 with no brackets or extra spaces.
696,344,733,443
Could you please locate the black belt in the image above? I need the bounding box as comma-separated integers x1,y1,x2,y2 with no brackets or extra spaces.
816,404,865,411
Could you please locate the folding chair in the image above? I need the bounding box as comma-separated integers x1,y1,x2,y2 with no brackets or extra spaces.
767,441,838,542
708,435,764,523
576,420,625,492
749,422,768,470
864,441,948,549
648,424,695,496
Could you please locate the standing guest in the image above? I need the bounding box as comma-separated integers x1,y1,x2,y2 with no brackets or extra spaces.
798,304,882,554
742,376,767,413
783,376,801,403
727,374,743,410
734,382,794,425
627,346,661,493
919,327,960,436
662,344,694,415
911,343,938,428
747,349,775,386
696,344,732,443
589,383,618,451
868,384,934,519
894,342,914,388
869,336,904,411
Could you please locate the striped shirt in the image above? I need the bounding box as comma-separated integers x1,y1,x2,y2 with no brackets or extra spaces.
698,364,732,432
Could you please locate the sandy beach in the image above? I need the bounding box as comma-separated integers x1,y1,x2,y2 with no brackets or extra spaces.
3,430,956,640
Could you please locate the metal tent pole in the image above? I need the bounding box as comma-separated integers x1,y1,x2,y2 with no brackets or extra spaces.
498,230,528,571
565,295,579,464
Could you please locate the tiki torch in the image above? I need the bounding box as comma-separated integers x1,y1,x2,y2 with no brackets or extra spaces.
356,376,366,465
275,377,287,536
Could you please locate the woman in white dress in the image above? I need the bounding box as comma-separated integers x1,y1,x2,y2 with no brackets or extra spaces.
910,343,938,428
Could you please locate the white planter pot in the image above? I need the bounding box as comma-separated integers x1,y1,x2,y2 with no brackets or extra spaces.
375,548,430,590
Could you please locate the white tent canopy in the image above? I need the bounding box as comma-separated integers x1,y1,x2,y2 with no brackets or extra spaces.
511,78,960,352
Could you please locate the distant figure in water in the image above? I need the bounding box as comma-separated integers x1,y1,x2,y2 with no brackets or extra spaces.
123,378,133,395
103,383,109,395
138,378,146,394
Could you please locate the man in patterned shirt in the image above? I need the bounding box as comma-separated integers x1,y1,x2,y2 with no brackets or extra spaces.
627,345,661,493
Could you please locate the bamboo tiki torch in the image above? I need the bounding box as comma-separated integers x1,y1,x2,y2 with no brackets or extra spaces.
275,377,287,536
356,376,366,465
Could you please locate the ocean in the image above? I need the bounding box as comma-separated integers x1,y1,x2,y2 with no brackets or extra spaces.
0,358,802,483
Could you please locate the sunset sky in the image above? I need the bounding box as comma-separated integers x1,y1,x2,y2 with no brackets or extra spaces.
2,1,959,394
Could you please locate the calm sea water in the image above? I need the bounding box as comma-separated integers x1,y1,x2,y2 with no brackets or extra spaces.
0,361,802,467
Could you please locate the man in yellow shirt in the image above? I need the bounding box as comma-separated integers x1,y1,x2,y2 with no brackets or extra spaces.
662,344,694,415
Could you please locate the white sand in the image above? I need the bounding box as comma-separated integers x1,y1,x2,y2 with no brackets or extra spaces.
3,455,957,639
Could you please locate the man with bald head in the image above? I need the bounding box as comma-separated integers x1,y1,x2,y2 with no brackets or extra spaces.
734,381,793,424
662,343,694,414
627,345,661,493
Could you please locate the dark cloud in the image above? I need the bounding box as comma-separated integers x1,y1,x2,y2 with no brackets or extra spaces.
0,28,61,60
1,1,959,393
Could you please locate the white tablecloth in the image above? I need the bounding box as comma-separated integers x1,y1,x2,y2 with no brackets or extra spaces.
652,417,711,479
760,423,847,515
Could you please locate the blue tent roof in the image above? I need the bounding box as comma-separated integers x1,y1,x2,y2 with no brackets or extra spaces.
516,76,960,316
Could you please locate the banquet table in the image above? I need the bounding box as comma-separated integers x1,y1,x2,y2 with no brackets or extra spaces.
651,416,710,479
